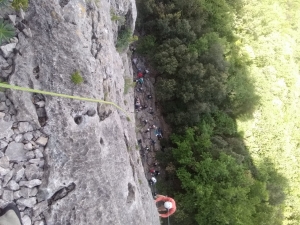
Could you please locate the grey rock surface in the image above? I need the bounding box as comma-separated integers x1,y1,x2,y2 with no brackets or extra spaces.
0,0,159,224
0,43,16,58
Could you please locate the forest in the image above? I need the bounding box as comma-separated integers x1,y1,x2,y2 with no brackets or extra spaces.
136,0,300,224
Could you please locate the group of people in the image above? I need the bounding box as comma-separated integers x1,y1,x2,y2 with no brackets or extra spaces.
132,59,176,219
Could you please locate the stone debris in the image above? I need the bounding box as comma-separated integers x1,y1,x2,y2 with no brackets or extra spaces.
14,167,25,182
35,136,48,146
0,156,9,168
3,170,14,186
24,142,33,150
18,122,34,133
19,179,42,188
22,215,32,225
7,180,20,191
0,43,16,58
17,197,37,208
2,189,14,202
5,142,26,161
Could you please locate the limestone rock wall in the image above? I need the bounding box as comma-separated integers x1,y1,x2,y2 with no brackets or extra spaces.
0,0,159,224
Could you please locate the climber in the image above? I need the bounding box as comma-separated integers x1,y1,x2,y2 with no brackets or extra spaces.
149,168,160,177
155,195,177,218
0,203,22,225
148,177,157,186
137,72,143,79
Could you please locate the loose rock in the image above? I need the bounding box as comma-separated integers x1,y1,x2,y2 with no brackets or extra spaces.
18,122,34,133
0,155,9,168
19,179,42,188
25,164,42,180
23,132,33,141
20,187,30,198
14,134,24,143
34,149,43,158
35,137,48,146
8,15,16,25
24,142,33,150
14,166,25,182
22,28,32,38
0,43,16,58
5,142,26,161
35,101,45,108
7,180,20,191
22,215,32,225
0,166,10,176
17,197,37,208
3,169,14,186
14,190,22,200
2,190,14,201
25,151,35,160
0,140,8,149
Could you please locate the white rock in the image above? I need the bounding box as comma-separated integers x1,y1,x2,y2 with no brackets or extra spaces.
0,118,14,139
3,169,14,186
35,137,48,146
22,215,32,225
35,101,45,108
14,134,24,142
18,122,33,133
17,197,36,208
23,132,33,141
10,37,19,43
14,190,22,200
0,140,8,149
0,156,9,168
14,167,25,182
0,43,16,58
25,151,35,160
8,15,16,25
24,142,33,150
5,142,26,162
19,8,25,20
34,221,45,225
22,28,32,38
2,190,14,201
7,180,20,191
34,149,43,158
0,166,10,176
30,187,38,197
19,179,42,188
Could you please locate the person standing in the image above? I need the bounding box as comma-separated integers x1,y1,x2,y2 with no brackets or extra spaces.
155,195,176,218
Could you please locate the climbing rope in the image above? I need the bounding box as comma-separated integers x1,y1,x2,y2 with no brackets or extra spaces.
0,83,130,120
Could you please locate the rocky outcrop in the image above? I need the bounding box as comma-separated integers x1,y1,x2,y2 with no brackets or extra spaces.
0,0,159,224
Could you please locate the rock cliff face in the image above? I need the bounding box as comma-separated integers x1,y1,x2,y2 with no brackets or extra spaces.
0,0,160,224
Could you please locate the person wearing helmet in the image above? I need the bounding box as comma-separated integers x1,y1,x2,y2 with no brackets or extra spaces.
155,195,176,218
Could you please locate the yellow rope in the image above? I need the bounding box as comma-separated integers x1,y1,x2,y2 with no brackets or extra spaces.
0,83,131,120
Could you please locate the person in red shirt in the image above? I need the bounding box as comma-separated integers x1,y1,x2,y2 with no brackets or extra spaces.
155,195,176,218
137,72,143,78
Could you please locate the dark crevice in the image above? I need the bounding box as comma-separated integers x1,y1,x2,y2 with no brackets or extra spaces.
126,183,135,204
59,0,70,8
48,183,76,206
74,116,83,125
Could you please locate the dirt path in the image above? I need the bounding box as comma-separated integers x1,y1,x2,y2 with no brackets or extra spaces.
130,50,170,194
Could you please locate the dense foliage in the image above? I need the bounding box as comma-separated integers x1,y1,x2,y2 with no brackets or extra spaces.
136,0,300,224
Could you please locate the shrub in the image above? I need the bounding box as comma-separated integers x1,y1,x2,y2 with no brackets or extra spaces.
11,0,28,10
116,28,137,52
71,71,83,85
0,19,15,45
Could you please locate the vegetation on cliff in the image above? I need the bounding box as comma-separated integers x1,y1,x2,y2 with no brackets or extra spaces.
136,0,300,224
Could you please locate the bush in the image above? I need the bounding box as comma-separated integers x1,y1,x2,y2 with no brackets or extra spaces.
0,19,15,45
116,28,137,52
71,71,83,85
11,0,28,10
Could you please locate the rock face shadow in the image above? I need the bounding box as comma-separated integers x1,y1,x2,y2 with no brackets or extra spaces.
126,183,135,204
